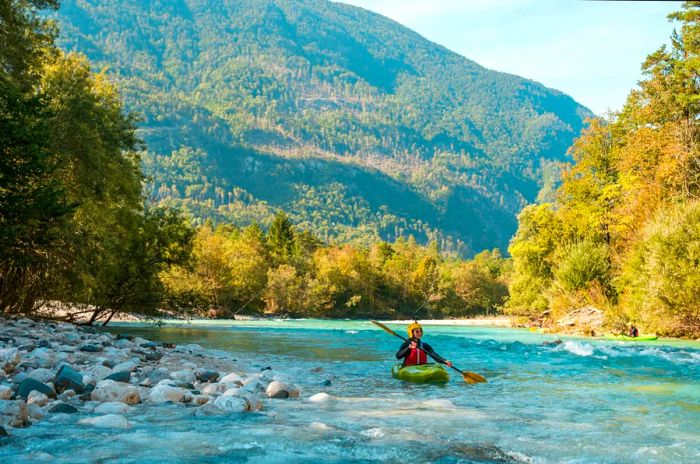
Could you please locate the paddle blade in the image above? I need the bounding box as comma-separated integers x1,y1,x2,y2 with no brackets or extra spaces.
462,371,487,384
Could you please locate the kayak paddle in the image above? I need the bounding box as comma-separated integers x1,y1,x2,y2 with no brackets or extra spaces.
370,320,487,384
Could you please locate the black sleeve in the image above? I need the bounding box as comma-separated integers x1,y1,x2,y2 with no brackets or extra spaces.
395,340,411,359
422,342,447,364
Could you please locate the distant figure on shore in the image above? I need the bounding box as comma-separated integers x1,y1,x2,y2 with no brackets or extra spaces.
542,339,562,347
396,322,453,367
628,324,639,338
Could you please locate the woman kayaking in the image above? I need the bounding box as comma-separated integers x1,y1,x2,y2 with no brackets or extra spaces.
396,321,453,367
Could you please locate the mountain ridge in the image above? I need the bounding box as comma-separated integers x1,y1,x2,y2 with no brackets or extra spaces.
52,0,593,255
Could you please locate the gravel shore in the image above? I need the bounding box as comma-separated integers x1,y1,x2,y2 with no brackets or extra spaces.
0,316,301,437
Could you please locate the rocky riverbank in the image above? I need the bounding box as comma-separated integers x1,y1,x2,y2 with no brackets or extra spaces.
0,316,303,437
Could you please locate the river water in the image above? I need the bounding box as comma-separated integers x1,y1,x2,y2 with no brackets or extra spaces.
3,320,699,463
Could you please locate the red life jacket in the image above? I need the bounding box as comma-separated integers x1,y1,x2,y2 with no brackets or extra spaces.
404,344,428,365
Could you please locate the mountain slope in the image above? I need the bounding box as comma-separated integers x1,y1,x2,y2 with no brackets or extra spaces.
52,0,592,254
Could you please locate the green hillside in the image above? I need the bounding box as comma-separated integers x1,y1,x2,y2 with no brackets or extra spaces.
52,0,592,255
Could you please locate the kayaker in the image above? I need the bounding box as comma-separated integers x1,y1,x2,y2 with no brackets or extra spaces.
396,322,452,368
628,323,639,338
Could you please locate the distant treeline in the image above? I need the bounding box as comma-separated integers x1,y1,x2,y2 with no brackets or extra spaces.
162,213,509,319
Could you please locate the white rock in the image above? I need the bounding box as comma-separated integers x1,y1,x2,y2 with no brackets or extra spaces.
113,339,132,349
87,364,113,382
220,372,245,385
25,348,56,368
218,387,263,411
112,360,138,373
0,384,13,400
169,370,196,384
78,414,130,429
91,380,141,405
0,347,20,365
156,378,177,387
266,381,300,399
57,390,76,401
175,343,203,353
201,383,226,396
222,387,241,397
148,367,171,383
94,402,131,415
27,368,54,383
148,384,191,403
191,394,211,406
308,393,333,404
212,395,247,413
28,391,50,407
182,362,198,370
27,402,45,420
0,400,28,427
243,380,266,394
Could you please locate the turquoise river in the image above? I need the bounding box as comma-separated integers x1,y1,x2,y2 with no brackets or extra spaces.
2,319,699,463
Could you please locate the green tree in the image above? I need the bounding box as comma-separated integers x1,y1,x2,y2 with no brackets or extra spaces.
268,210,295,262
0,0,70,313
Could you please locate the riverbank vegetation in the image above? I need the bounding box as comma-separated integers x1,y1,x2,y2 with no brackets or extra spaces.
0,1,194,321
506,3,700,338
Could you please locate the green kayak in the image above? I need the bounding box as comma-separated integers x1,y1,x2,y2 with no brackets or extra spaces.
605,334,658,341
391,363,449,383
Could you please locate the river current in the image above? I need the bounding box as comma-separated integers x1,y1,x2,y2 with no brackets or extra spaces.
2,320,699,463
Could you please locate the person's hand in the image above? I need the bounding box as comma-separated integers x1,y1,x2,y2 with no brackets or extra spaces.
445,360,453,367
409,341,418,349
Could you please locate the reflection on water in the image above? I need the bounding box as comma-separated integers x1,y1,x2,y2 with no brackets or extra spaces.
1,320,698,463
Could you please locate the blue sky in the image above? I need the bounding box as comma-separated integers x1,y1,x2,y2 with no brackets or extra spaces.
338,0,679,115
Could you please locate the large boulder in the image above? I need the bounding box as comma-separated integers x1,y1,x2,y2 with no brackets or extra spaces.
212,395,247,413
94,402,130,415
0,348,20,365
220,372,245,385
27,391,50,407
195,369,219,383
222,388,263,411
91,380,141,405
27,402,45,420
190,394,211,406
54,365,85,393
0,384,14,400
201,383,226,396
266,381,299,399
112,360,138,373
86,364,113,382
169,370,196,384
0,400,28,427
17,378,55,401
148,384,191,403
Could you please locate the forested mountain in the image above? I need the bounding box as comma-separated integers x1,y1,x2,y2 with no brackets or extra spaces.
52,0,592,255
